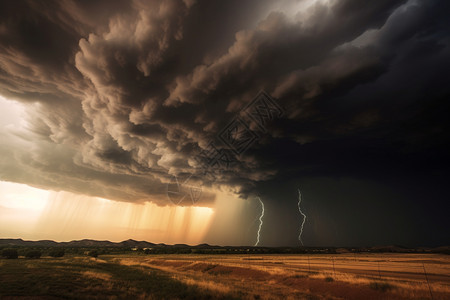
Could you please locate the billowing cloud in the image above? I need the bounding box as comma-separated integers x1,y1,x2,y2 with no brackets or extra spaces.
1,0,449,236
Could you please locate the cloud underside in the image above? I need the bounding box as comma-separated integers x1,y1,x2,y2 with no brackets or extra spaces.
1,0,449,206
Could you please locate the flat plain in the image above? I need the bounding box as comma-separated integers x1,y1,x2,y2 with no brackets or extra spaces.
1,253,449,299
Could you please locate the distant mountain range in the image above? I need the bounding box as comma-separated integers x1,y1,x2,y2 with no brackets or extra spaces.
0,238,230,249
0,238,449,254
0,238,158,248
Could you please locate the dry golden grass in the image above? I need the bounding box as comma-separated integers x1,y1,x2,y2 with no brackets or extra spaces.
2,253,447,299
181,277,233,294
83,270,113,281
113,253,450,299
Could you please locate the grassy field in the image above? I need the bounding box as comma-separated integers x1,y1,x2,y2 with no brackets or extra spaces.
0,256,237,299
0,253,449,299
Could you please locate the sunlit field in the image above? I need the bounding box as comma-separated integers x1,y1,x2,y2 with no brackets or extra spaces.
1,253,449,299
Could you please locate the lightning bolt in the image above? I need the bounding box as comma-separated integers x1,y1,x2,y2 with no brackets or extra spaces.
297,188,307,246
254,197,265,246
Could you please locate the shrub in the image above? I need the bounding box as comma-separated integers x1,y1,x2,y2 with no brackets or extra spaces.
1,248,18,259
369,282,394,292
325,277,334,282
25,250,42,259
87,250,98,258
49,249,65,257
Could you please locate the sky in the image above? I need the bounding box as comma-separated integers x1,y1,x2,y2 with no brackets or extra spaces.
0,0,449,247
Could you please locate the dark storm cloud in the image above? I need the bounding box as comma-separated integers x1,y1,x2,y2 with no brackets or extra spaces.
0,0,449,241
248,0,450,246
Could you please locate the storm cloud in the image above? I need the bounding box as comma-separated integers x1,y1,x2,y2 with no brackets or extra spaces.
1,0,449,245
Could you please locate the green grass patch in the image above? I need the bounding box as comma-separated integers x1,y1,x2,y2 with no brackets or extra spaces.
0,257,239,299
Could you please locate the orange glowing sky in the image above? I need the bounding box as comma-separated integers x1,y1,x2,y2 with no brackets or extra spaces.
0,180,215,244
